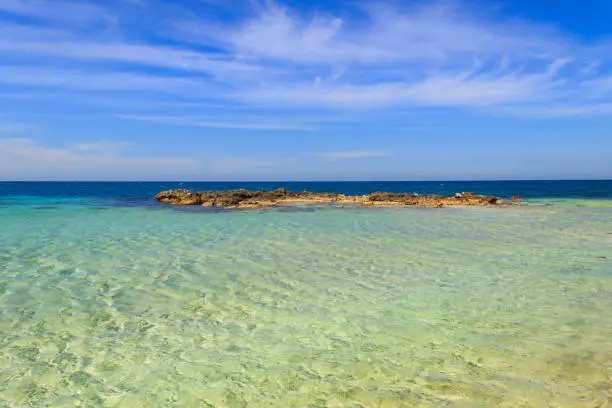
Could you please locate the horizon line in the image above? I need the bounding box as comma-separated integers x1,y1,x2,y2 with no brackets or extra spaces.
2,179,612,183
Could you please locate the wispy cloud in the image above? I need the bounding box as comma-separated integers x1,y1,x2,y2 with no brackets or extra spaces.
0,38,262,79
237,69,562,108
0,0,611,120
149,1,610,112
319,151,391,161
496,103,612,118
70,140,132,153
0,138,198,180
119,115,312,131
0,67,206,93
178,1,565,64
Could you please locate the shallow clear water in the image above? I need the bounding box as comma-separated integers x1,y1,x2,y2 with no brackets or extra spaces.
1,200,612,407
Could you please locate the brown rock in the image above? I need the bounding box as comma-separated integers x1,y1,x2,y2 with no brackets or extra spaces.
155,189,202,205
155,189,503,210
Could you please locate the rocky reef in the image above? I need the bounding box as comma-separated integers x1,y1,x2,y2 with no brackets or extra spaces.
155,189,502,209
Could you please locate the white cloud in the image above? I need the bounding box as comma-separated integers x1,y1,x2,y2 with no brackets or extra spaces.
119,115,312,131
154,1,608,112
496,103,612,118
0,138,198,180
0,38,262,79
70,140,133,153
180,1,563,64
179,5,386,63
0,0,610,118
0,67,206,92
319,151,391,161
236,64,568,107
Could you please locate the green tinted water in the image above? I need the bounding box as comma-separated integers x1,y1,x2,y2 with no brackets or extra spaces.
1,204,611,407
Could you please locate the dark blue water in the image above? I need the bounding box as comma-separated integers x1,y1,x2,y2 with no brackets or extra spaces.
1,180,611,207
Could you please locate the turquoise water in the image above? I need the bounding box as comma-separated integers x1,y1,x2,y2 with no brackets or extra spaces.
2,180,612,202
1,196,612,406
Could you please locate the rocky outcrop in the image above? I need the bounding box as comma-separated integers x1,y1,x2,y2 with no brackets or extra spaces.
155,189,203,205
364,191,499,207
155,189,503,209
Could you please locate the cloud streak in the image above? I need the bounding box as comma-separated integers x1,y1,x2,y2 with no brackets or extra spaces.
0,67,207,93
0,38,262,79
495,103,612,118
0,0,609,115
319,151,391,161
181,1,565,64
119,115,312,131
238,70,560,108
0,138,198,181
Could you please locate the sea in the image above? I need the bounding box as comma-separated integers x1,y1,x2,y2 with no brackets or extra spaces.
1,181,611,407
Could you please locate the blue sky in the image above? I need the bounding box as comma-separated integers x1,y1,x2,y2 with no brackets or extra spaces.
0,0,611,181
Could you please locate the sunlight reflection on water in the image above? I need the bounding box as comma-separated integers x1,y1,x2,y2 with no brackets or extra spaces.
0,203,611,407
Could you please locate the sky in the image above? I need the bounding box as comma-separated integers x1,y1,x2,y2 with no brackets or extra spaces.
0,0,611,181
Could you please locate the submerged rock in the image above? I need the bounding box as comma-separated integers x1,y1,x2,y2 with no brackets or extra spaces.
155,189,503,209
